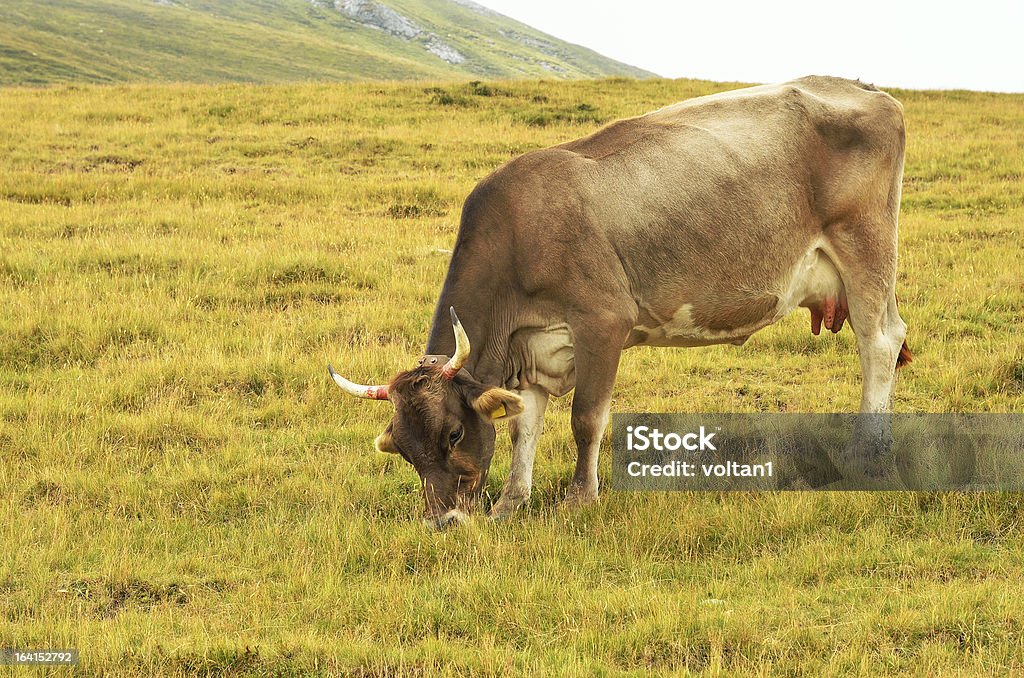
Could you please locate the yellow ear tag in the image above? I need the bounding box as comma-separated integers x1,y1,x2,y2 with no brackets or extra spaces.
490,404,507,420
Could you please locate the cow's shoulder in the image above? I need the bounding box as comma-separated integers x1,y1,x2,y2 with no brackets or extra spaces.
464,146,588,216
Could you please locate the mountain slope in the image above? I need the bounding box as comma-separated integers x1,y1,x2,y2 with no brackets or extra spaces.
0,0,655,85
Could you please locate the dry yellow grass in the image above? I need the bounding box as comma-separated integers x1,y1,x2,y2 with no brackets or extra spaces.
0,78,1022,675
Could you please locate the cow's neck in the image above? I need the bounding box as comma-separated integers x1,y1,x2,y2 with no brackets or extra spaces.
425,272,510,387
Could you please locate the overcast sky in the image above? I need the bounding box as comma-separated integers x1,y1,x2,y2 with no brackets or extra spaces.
474,0,1024,93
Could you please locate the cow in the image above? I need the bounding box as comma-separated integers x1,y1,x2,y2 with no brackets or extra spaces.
330,75,912,530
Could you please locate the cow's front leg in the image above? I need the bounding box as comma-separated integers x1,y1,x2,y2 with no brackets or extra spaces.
490,385,548,519
564,314,630,505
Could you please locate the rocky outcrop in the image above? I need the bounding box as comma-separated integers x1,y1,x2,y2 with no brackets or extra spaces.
425,37,465,64
313,0,466,64
336,0,420,39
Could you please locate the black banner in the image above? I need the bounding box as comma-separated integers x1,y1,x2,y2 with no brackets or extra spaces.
611,414,1024,491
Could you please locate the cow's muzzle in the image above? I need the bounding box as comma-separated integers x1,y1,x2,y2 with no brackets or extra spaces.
424,508,471,531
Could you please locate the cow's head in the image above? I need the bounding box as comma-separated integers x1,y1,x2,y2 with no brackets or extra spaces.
329,308,524,530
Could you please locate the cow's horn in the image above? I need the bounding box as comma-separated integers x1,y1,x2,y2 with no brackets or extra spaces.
327,364,389,400
441,307,470,379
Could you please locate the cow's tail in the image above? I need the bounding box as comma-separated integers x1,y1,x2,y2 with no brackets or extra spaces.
896,340,913,369
895,293,912,369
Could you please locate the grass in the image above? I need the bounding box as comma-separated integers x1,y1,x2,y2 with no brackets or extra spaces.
0,0,653,86
0,77,1022,675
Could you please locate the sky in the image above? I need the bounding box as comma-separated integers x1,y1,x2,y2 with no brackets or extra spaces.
473,0,1024,93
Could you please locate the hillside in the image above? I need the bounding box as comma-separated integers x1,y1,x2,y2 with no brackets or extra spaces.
0,0,655,85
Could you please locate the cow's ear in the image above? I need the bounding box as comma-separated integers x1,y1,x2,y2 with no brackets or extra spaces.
374,423,399,454
470,388,525,422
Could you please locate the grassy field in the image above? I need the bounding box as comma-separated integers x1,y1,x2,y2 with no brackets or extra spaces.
1,78,1022,675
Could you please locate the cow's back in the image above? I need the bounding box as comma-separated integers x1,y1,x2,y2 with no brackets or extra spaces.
442,77,905,358
565,76,902,156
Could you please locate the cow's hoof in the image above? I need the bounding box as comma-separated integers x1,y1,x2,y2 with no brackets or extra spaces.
562,485,599,507
488,493,529,520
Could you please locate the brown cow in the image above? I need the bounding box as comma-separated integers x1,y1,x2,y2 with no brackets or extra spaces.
331,76,911,529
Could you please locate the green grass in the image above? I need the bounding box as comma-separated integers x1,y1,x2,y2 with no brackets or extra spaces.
0,77,1022,675
0,0,653,86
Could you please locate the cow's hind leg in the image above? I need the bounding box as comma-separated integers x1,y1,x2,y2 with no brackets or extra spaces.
489,385,548,519
828,236,908,414
826,221,909,482
856,293,908,413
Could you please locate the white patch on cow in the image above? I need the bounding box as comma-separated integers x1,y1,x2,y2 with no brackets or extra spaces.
630,304,698,347
629,304,760,348
508,323,575,397
778,243,845,312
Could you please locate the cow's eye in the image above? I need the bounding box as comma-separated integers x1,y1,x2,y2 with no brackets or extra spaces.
449,427,464,448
